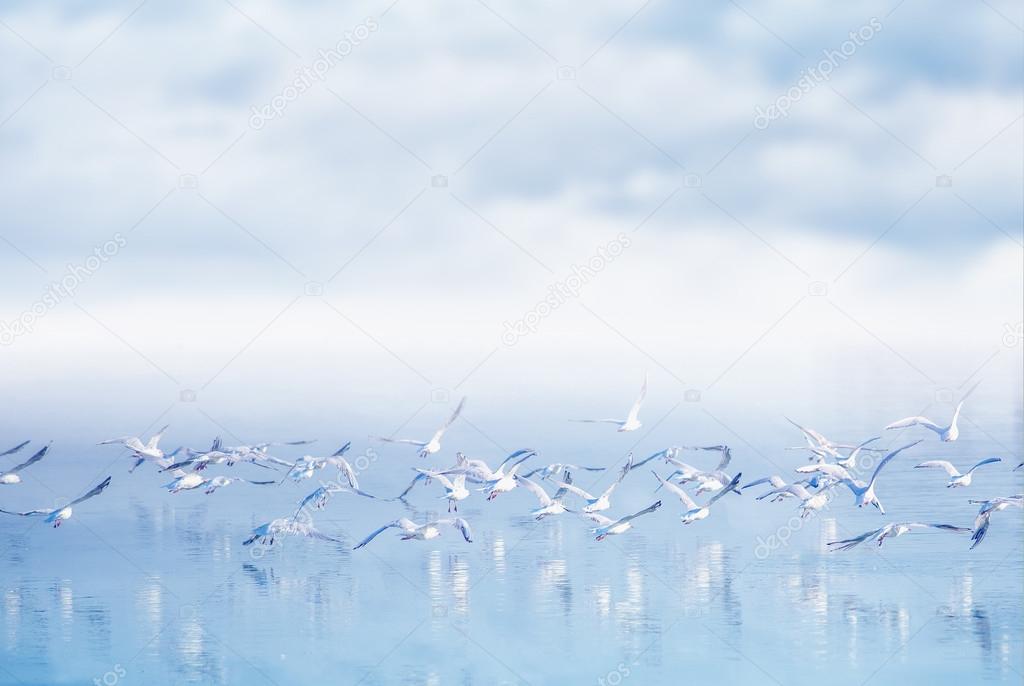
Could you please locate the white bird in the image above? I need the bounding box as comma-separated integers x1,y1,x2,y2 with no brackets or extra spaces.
673,445,739,495
914,457,1001,488
795,462,851,482
413,470,470,511
515,473,574,519
827,522,971,551
784,418,848,461
353,517,472,549
835,436,882,469
0,440,30,457
553,455,632,513
570,373,647,432
0,443,50,484
293,482,384,513
521,462,605,479
663,461,735,496
654,471,741,524
584,500,662,541
164,472,275,494
885,381,980,441
478,463,524,501
837,440,921,514
282,444,356,483
372,397,466,458
242,517,341,546
968,495,1024,549
0,476,112,527
744,474,828,495
448,449,536,484
757,483,830,517
742,474,788,498
98,425,170,471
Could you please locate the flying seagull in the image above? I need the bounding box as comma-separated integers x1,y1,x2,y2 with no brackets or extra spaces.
164,472,275,494
757,483,830,517
521,462,606,479
914,457,1001,488
99,425,170,471
0,442,51,484
827,522,971,551
885,381,980,442
0,476,112,527
837,440,921,514
570,373,647,432
372,397,466,457
553,454,633,513
353,517,473,549
242,517,342,546
515,473,574,520
413,470,470,511
655,471,741,524
968,495,1024,549
584,500,662,541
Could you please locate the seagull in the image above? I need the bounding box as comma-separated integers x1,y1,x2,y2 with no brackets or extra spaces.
281,444,356,483
98,425,170,471
836,440,921,514
967,495,1024,549
446,449,536,484
743,474,823,501
885,381,980,441
835,437,882,469
163,472,274,494
353,517,473,549
757,483,830,517
242,517,342,546
570,373,646,432
0,440,30,457
372,397,466,458
654,471,741,524
784,418,849,461
521,462,606,479
0,442,50,484
515,472,574,519
413,470,470,511
674,445,739,495
827,522,971,551
478,462,524,501
914,457,1001,488
662,452,737,496
795,462,851,483
294,482,384,513
0,476,112,527
628,447,680,472
553,455,632,513
584,500,662,541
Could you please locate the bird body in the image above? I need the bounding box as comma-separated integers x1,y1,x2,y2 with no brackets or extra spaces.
586,500,662,540
570,374,647,432
885,382,979,442
914,457,1000,487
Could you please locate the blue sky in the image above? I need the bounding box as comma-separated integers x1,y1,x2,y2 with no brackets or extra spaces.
0,1,1021,445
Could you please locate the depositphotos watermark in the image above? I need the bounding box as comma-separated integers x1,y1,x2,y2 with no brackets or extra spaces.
249,18,379,130
754,17,882,130
0,233,127,346
501,233,631,346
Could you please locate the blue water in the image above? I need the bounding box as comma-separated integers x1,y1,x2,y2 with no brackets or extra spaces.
1,401,1021,685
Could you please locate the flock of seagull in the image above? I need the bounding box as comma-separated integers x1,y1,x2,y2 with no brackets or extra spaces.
1,375,1021,553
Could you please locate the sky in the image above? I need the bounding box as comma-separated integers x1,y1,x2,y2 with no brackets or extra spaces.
0,0,1021,449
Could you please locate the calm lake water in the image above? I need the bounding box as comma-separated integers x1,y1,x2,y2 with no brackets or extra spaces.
1,401,1021,685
